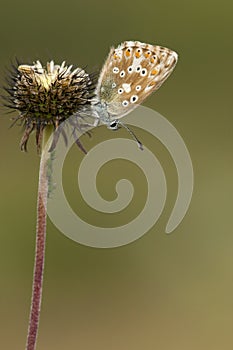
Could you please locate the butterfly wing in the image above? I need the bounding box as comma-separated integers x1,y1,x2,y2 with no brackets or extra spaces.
96,41,178,120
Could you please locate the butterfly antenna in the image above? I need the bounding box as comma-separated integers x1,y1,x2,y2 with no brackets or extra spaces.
118,121,143,150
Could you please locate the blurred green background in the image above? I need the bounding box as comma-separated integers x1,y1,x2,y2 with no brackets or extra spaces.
0,0,232,349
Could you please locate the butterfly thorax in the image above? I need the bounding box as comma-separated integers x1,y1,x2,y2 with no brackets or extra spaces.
91,101,112,125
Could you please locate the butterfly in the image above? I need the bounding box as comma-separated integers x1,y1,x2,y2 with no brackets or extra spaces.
77,41,178,150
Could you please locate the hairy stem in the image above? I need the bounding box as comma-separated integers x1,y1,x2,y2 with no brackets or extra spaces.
26,127,53,350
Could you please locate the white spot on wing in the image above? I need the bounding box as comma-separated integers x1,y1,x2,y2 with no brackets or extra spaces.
125,41,135,47
113,67,119,74
132,55,144,68
145,85,153,92
122,100,129,107
122,83,131,93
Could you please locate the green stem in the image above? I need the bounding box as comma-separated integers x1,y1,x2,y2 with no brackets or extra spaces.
26,126,53,350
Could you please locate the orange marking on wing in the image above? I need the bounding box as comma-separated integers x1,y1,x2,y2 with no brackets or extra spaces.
148,81,157,87
135,50,141,58
151,69,158,75
145,51,151,58
125,49,131,57
151,55,157,64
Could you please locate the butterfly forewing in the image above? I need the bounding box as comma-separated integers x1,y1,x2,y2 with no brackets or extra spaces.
96,41,178,119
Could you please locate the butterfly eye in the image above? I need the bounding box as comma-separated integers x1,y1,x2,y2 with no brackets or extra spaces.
140,68,147,77
122,100,129,107
109,120,119,130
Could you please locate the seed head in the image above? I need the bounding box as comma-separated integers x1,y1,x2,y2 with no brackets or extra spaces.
4,60,95,151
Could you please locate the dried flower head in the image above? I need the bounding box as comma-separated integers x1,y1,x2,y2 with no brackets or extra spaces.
4,60,95,151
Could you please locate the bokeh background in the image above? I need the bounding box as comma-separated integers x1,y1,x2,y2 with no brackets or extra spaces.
0,0,232,349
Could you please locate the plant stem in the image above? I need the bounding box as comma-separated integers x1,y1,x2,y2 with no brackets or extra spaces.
26,126,53,350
